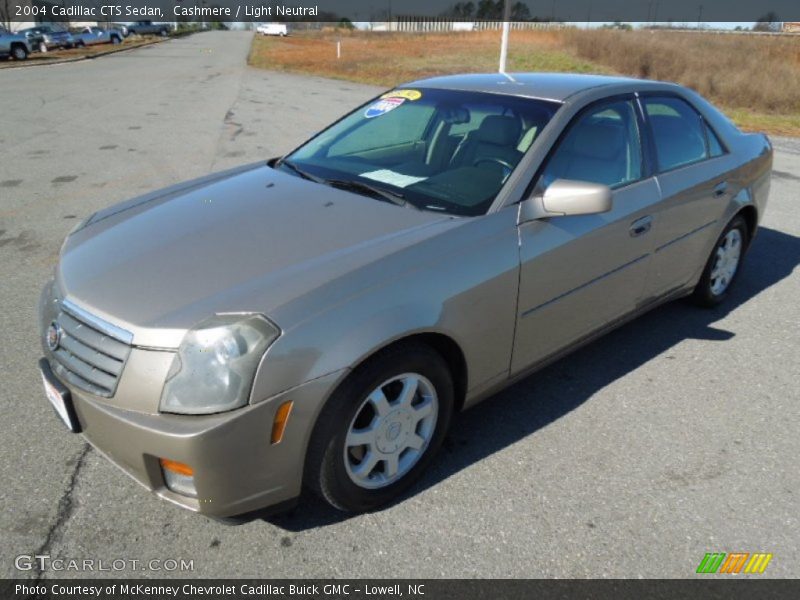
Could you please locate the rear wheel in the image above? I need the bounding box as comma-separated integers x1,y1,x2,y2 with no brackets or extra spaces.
111,36,121,45
305,343,454,512
691,215,749,307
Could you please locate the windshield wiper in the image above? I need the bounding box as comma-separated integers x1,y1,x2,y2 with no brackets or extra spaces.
277,161,409,208
278,159,326,184
327,179,406,207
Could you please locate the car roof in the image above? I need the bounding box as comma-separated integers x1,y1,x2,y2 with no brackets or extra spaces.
402,73,678,103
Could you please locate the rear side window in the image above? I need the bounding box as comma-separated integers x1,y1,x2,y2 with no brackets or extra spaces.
644,97,709,171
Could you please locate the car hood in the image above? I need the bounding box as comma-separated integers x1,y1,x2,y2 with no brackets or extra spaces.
58,164,454,348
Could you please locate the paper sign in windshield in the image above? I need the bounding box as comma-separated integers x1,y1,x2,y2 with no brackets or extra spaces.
365,97,405,118
361,169,426,188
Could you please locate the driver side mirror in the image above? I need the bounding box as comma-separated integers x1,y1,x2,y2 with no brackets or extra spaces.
519,179,612,223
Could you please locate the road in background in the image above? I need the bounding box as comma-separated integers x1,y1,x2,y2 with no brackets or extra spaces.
1,31,798,578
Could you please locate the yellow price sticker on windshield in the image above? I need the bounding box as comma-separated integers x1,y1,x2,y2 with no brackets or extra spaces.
381,89,422,101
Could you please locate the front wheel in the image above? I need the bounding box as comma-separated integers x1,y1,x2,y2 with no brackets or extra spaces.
111,36,121,44
305,343,454,512
11,45,28,60
691,215,749,307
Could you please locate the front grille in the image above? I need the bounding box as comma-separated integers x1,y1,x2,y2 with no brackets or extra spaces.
49,300,132,397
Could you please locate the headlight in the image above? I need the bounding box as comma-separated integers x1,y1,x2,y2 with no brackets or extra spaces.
159,314,280,415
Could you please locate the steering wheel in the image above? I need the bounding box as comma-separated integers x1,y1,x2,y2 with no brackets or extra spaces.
473,157,515,172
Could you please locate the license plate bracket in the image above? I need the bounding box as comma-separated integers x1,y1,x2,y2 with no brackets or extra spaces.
39,358,81,433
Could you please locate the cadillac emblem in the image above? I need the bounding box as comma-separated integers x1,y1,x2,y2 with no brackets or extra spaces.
46,321,62,351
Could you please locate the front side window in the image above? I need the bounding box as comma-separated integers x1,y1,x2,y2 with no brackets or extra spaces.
284,88,560,216
644,96,709,171
539,99,643,190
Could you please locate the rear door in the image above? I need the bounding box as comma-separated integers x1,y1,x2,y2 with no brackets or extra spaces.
639,95,736,298
512,96,661,374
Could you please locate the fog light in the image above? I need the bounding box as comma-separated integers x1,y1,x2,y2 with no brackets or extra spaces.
160,458,197,498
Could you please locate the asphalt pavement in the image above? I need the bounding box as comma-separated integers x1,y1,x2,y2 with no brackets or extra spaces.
0,31,798,579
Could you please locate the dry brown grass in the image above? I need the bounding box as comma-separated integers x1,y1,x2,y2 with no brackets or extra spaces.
249,30,600,85
563,29,800,114
248,29,800,136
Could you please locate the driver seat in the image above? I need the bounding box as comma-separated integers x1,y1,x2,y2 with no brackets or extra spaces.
450,115,523,171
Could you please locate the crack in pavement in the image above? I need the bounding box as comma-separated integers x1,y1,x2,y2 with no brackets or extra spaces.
32,443,91,581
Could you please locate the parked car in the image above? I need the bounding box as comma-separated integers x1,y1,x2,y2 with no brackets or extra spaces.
111,23,130,37
256,23,288,36
71,27,124,47
127,21,170,36
0,29,31,60
38,73,771,519
18,26,74,52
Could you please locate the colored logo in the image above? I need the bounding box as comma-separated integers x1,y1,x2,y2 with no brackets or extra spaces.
381,89,422,101
364,97,405,118
46,321,63,351
696,552,773,574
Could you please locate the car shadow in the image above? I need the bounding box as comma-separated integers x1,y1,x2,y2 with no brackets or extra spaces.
260,226,799,531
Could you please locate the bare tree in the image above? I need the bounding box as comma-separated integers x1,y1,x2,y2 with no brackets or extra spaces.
0,0,14,31
753,12,782,32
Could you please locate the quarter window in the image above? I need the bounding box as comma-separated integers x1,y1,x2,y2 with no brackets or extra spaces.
705,122,725,158
644,97,710,171
540,99,643,189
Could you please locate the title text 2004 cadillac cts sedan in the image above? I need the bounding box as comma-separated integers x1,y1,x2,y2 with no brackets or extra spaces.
38,74,771,518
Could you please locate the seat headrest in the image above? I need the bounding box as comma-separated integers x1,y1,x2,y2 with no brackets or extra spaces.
475,116,521,146
569,121,625,160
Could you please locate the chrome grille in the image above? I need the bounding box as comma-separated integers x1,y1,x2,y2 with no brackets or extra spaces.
49,300,132,397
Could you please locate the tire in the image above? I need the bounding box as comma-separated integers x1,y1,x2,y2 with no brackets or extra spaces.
77,41,85,48
11,44,28,60
111,36,121,45
691,215,749,307
305,342,454,513
160,29,168,37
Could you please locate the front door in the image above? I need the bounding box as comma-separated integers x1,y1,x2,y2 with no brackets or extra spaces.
511,97,661,374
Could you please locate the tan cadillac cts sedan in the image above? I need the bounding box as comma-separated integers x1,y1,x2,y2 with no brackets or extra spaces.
38,74,772,519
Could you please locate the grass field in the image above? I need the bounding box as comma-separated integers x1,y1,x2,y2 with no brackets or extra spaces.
248,29,800,136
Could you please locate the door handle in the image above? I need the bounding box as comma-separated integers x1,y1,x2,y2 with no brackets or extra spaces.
713,181,729,197
629,216,653,237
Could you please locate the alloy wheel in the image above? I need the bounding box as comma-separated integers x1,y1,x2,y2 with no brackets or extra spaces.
710,229,742,296
344,373,438,490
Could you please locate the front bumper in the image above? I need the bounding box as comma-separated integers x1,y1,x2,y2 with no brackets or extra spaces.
41,356,346,518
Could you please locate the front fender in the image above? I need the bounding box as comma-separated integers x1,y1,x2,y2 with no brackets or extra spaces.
250,209,522,406
250,299,453,405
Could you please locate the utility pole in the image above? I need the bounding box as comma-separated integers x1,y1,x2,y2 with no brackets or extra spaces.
498,0,511,73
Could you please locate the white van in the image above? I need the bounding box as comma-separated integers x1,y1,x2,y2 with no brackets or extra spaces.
256,23,288,36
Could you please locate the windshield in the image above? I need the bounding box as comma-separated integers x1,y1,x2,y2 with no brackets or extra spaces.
282,88,560,216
